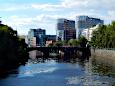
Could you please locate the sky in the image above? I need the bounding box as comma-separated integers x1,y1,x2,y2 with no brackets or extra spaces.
0,0,115,35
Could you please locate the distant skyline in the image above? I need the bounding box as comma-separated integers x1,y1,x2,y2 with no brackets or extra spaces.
0,0,115,35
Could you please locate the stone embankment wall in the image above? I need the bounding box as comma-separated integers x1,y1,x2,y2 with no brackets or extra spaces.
91,49,115,68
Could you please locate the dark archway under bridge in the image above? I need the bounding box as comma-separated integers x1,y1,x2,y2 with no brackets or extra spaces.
27,46,91,60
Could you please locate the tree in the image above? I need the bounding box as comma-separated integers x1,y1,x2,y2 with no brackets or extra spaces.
79,36,88,47
0,24,28,73
68,39,79,46
54,41,63,47
91,21,115,48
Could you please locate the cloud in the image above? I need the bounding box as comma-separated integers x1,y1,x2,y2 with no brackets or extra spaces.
0,4,29,11
61,0,115,9
61,0,88,8
1,0,115,35
1,0,115,13
1,0,115,12
60,0,115,23
31,4,61,11
30,0,115,22
3,14,60,35
108,10,115,21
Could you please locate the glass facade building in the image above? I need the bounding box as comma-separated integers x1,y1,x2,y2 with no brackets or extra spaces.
76,16,104,38
28,29,46,47
56,18,76,41
45,35,56,41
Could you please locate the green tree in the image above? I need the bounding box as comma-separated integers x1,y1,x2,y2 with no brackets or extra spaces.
91,21,115,48
54,41,63,47
79,36,88,47
0,24,28,73
68,39,79,46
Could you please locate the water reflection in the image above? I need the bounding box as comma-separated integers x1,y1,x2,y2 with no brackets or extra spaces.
66,76,80,85
28,51,115,86
29,50,90,62
0,51,115,86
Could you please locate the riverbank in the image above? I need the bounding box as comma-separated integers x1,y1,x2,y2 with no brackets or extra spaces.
91,49,115,69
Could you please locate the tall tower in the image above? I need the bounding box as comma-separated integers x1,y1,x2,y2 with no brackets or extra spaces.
56,18,76,41
28,28,46,47
76,16,104,38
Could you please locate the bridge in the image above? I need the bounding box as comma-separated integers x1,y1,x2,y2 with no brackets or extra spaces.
27,46,91,60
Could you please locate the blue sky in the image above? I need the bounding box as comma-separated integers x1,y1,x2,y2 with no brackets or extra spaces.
0,0,115,35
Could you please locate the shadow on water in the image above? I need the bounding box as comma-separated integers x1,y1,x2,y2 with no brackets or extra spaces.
0,69,19,79
29,49,91,63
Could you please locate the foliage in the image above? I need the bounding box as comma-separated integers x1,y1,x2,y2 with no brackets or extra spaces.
17,37,28,64
48,43,54,47
52,37,87,47
68,39,79,46
54,41,63,47
79,36,88,47
91,21,115,48
0,24,28,71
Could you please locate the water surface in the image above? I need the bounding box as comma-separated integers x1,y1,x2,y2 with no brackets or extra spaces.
0,55,115,86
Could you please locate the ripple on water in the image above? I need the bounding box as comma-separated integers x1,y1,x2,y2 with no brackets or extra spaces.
18,64,57,78
66,76,80,85
66,75,110,86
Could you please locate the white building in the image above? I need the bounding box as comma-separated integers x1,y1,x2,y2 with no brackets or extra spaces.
81,25,99,41
30,37,36,47
76,16,103,38
25,36,28,44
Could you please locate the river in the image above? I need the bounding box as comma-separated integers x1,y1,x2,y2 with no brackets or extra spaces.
0,51,115,86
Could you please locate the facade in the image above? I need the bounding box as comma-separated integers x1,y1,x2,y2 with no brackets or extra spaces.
28,28,46,47
56,18,76,41
25,36,28,44
45,35,56,41
76,16,104,38
45,35,56,47
81,25,99,41
45,40,53,47
30,37,36,47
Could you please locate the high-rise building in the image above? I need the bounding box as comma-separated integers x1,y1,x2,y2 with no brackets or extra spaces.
76,16,104,38
81,25,100,41
45,35,56,41
45,35,56,47
28,28,46,47
56,18,76,41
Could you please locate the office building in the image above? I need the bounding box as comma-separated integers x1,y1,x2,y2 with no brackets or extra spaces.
81,25,100,41
76,16,104,38
45,35,56,41
28,28,46,47
56,18,76,41
45,35,56,47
